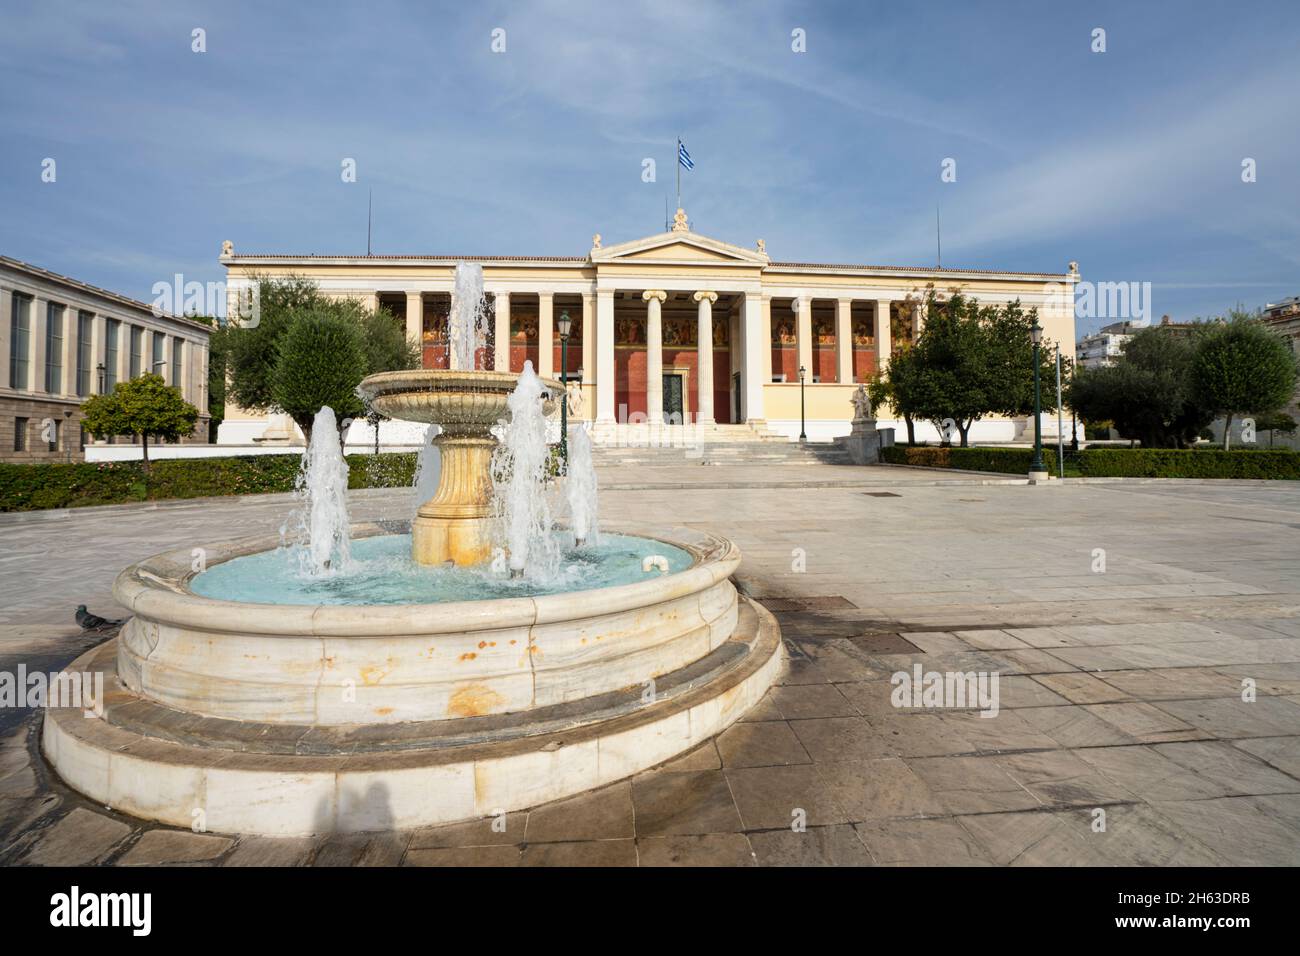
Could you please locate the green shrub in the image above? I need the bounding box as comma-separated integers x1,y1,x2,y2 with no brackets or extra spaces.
879,444,1300,479
0,452,419,512
880,445,1050,475
1076,448,1300,479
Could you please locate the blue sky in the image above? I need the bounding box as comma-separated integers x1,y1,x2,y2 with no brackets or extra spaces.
1,0,1297,336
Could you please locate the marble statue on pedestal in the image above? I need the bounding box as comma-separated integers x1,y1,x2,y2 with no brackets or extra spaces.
844,384,882,464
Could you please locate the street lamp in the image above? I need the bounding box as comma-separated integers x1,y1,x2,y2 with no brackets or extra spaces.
96,362,106,394
798,364,808,442
557,309,573,466
1028,320,1047,481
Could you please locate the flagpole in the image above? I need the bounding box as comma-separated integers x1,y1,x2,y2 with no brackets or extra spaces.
675,136,681,211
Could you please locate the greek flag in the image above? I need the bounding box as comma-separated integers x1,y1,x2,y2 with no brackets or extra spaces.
678,140,694,170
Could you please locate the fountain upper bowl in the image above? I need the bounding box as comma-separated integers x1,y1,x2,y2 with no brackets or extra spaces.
357,369,564,435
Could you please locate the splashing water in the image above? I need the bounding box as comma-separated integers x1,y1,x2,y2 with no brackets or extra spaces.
450,263,491,371
490,361,559,579
565,424,600,547
412,423,442,522
282,406,352,575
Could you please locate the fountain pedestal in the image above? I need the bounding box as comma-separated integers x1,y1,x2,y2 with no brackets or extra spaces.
413,436,494,565
356,368,561,567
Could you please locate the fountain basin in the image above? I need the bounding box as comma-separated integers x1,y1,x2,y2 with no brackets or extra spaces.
357,369,563,567
109,523,740,725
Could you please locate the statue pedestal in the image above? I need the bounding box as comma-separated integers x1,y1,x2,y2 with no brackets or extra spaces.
844,418,882,465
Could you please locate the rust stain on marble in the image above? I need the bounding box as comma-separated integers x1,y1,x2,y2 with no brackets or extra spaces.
447,683,506,717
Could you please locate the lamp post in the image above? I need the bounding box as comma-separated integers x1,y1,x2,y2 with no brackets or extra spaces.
557,309,572,466
1028,320,1047,481
798,364,807,442
96,362,106,394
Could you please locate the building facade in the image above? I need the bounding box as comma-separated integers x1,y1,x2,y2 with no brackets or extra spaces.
219,214,1078,444
1,256,212,462
1076,320,1136,369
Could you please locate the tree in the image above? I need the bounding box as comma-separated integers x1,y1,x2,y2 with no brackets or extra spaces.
80,374,199,472
1066,327,1211,448
270,307,369,444
360,303,420,374
1192,313,1299,449
221,274,323,414
221,276,420,446
886,292,1061,446
1254,411,1297,448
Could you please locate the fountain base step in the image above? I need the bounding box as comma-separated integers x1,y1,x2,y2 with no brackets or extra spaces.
42,596,784,836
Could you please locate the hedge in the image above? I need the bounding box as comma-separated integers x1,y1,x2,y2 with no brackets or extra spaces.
1075,448,1300,479
0,453,418,512
881,444,1300,479
880,445,1050,475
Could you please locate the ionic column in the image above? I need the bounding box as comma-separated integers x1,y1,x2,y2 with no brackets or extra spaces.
580,292,594,389
595,290,615,423
405,292,423,353
912,300,925,340
494,292,511,372
796,295,813,380
538,292,554,378
875,299,893,373
693,291,718,424
836,298,853,384
643,290,667,423
761,295,773,385
742,292,766,422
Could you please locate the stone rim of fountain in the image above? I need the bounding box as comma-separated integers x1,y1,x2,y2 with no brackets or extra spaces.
106,522,744,726
114,521,736,632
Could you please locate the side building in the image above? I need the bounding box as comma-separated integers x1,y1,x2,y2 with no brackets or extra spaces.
0,255,212,462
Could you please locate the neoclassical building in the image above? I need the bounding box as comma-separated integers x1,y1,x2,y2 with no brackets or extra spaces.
219,212,1078,445
1,255,212,462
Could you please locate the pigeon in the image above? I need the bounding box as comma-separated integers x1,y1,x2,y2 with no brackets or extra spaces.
75,605,125,631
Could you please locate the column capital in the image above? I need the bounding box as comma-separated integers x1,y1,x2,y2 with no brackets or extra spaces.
692,290,718,304
642,289,667,303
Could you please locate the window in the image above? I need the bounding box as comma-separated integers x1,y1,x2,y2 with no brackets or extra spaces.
171,337,183,388
44,303,63,393
129,326,143,378
13,417,28,452
9,293,32,390
104,320,120,390
47,418,59,453
76,312,93,396
152,332,165,376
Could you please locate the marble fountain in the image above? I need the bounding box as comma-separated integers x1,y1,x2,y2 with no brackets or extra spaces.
42,265,783,836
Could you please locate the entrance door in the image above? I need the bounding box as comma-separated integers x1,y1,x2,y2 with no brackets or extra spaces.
663,373,684,424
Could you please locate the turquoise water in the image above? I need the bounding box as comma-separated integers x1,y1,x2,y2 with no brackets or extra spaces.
189,532,694,606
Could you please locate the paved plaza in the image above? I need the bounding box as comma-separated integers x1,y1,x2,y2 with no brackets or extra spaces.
1,463,1298,866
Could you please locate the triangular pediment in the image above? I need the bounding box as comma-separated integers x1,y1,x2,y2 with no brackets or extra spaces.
591,229,768,266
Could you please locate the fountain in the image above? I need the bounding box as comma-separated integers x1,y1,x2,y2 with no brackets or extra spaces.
565,424,600,548
41,262,784,837
282,406,352,575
